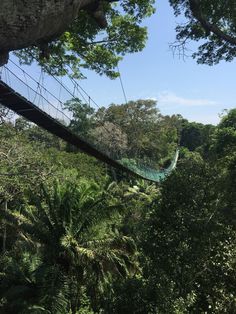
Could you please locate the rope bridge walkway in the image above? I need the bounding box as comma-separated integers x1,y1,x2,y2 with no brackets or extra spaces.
0,59,179,182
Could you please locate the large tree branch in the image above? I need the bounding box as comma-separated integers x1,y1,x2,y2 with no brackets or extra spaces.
0,0,117,65
189,0,236,45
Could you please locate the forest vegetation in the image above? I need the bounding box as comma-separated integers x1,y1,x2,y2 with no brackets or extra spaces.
1,1,236,74
0,104,236,313
0,0,236,313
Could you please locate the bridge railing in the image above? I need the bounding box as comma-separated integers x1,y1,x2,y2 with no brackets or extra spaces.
0,58,179,182
0,60,73,126
0,59,131,155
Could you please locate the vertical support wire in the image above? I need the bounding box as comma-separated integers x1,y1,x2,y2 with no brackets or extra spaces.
40,70,46,113
33,70,43,105
23,70,31,101
116,64,128,105
57,76,63,122
37,71,43,112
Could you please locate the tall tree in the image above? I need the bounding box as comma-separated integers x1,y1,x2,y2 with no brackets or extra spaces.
0,1,155,78
180,121,215,152
95,99,178,163
0,132,52,254
64,98,95,138
90,121,128,158
1,179,137,313
170,0,236,64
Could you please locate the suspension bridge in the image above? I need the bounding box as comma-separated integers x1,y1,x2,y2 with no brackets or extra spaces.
0,58,179,182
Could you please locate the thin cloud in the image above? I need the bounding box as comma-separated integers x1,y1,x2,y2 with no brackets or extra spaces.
147,97,158,102
157,91,218,107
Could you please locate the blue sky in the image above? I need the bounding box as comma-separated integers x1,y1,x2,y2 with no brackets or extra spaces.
78,0,236,125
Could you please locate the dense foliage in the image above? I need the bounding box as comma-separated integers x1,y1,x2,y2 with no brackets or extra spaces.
169,0,236,64
15,1,155,78
13,0,236,78
65,98,180,167
0,105,236,313
1,1,236,311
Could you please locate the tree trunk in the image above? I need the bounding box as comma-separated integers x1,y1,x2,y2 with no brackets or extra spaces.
0,0,107,64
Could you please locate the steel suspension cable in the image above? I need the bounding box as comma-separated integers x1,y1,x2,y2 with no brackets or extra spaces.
9,59,64,108
3,65,71,123
116,64,128,105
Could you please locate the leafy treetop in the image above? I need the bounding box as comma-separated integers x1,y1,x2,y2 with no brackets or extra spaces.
169,0,236,64
16,1,155,78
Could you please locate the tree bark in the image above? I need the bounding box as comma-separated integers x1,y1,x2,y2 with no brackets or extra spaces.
0,0,109,65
